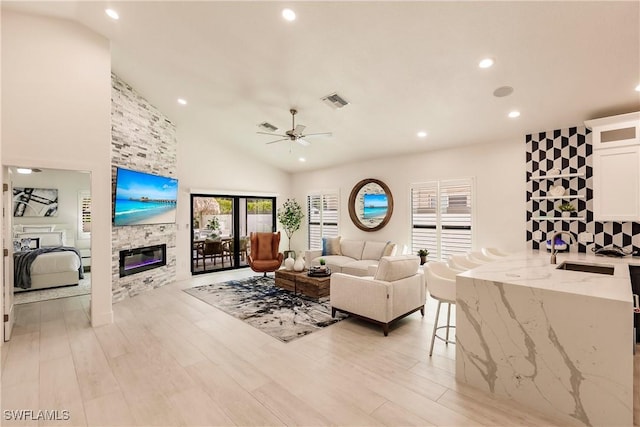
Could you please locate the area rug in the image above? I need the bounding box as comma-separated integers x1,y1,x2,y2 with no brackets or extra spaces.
14,273,91,305
183,276,346,342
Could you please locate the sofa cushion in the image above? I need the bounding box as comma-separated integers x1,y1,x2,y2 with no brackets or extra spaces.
362,241,389,261
322,236,342,256
340,239,365,260
342,260,380,276
314,255,354,269
374,255,420,282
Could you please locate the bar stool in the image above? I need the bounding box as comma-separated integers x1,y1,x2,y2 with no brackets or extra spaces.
425,262,457,356
448,254,482,271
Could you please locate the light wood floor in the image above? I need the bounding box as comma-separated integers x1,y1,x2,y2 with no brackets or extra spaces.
2,268,638,427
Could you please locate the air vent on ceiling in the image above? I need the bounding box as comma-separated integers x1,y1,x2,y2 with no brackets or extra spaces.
258,122,278,132
321,92,349,109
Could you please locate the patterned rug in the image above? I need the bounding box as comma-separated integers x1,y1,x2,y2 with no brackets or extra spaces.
183,276,346,342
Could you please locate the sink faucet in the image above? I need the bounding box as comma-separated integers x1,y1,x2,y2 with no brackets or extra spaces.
550,231,576,264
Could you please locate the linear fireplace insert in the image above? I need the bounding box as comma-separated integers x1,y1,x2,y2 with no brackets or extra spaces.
119,244,166,277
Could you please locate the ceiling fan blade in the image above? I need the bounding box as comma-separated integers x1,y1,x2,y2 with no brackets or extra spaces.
300,132,333,138
293,124,306,135
297,139,311,147
265,138,289,145
257,131,287,137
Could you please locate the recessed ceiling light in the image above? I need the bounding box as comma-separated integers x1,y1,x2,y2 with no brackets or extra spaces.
635,84,640,92
298,157,306,162
282,8,296,21
417,131,428,138
177,98,187,105
479,58,495,69
508,111,521,118
16,168,32,174
105,9,119,20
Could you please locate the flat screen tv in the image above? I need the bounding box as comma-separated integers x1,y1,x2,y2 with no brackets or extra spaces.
363,193,388,219
113,167,178,226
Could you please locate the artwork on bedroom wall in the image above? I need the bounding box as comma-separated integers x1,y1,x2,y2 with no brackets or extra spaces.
13,187,59,217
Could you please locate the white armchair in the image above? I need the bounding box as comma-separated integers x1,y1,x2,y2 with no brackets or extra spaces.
330,255,425,336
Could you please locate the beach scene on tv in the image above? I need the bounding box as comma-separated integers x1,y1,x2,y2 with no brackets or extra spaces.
114,168,178,226
363,193,388,219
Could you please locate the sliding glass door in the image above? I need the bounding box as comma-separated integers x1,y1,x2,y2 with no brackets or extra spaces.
191,194,275,274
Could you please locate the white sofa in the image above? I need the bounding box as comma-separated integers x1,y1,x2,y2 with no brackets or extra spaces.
304,237,397,277
330,255,425,335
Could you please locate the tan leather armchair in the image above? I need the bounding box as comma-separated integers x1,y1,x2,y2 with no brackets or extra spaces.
247,232,283,276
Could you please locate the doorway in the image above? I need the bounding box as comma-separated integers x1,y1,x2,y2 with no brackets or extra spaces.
191,194,276,274
7,167,92,309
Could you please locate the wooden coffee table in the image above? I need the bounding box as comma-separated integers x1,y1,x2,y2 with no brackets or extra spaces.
274,269,330,300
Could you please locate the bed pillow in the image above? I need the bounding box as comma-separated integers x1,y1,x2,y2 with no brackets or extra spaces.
15,231,64,247
22,225,55,233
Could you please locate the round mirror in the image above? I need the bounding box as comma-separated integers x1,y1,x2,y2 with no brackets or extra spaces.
348,178,393,231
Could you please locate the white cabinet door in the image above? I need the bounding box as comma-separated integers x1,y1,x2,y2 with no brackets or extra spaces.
593,145,640,221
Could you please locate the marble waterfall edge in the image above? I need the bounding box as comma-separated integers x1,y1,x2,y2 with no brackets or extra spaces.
455,255,633,427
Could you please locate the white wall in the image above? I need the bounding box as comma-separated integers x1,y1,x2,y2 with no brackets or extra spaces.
175,127,291,280
291,139,526,255
11,169,90,248
2,10,112,326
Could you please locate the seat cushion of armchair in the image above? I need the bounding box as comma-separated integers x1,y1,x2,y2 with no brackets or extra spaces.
249,258,282,271
341,260,381,276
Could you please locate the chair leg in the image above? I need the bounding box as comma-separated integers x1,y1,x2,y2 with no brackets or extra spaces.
429,300,442,357
382,323,389,337
445,303,452,343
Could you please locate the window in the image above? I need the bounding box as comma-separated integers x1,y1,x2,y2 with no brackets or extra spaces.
411,178,473,261
78,191,91,239
307,192,339,249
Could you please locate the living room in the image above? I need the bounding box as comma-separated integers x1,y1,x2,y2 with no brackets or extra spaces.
2,1,639,426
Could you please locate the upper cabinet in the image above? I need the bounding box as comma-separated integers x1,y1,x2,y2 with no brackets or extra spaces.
586,112,640,221
586,111,640,150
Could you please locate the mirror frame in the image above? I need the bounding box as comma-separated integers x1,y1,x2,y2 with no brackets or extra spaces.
348,178,394,232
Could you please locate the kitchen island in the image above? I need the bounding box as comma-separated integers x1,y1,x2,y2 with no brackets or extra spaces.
456,251,634,427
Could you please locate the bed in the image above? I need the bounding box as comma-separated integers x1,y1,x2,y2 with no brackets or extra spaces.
13,228,83,291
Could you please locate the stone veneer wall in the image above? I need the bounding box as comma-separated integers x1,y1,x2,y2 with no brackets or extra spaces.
111,73,177,302
526,126,640,253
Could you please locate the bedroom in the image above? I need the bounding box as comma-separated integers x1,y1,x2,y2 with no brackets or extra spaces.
10,167,91,304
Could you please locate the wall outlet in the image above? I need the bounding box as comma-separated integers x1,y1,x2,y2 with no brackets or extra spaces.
578,232,594,243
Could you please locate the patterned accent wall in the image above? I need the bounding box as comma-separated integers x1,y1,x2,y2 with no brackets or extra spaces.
526,126,640,253
111,73,178,302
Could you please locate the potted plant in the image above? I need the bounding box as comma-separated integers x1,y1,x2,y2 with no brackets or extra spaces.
319,258,326,271
558,202,576,218
417,249,429,265
277,199,304,259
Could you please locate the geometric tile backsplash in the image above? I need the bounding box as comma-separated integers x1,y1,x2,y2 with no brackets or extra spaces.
526,125,640,254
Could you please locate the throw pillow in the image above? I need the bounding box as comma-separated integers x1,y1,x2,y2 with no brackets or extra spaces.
322,236,341,256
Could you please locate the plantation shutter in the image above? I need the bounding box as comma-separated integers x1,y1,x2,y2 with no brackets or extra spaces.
411,178,473,261
411,183,438,259
307,192,339,249
440,179,473,260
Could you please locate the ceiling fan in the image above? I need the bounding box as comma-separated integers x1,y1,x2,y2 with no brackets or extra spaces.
257,109,332,146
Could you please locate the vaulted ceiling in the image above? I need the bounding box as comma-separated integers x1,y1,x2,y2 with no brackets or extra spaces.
4,1,639,172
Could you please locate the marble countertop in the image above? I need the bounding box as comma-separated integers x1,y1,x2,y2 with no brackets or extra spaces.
459,250,637,303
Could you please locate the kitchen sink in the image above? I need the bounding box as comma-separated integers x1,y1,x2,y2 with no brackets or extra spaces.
556,261,615,275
